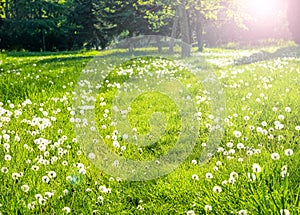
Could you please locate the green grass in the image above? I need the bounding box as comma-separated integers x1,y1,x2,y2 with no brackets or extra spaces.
0,43,299,214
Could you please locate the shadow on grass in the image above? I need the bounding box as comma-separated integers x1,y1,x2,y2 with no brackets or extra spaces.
234,45,300,65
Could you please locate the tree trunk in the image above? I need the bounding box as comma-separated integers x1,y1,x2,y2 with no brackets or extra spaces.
41,27,46,52
169,7,179,54
196,10,204,52
156,37,162,53
178,2,190,57
94,32,100,50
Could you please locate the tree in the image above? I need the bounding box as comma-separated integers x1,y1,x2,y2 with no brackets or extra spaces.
136,0,249,54
0,0,75,51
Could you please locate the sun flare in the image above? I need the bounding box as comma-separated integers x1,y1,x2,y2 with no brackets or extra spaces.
245,0,282,20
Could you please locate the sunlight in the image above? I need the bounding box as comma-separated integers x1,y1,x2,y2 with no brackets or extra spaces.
245,0,281,20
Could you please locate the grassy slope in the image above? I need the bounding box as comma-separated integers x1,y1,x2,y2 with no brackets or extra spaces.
0,44,299,214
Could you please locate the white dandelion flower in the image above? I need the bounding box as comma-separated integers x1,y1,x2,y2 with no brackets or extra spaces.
12,172,20,180
21,184,30,193
213,186,222,193
38,198,47,205
31,165,39,171
206,173,213,179
284,149,293,156
233,130,242,138
230,172,238,179
4,154,12,161
62,207,71,213
239,210,247,215
186,210,195,215
1,167,8,174
48,171,57,178
271,153,280,160
192,174,199,180
42,176,50,183
204,205,212,211
284,107,291,112
191,160,197,165
228,177,235,184
252,163,262,173
280,209,290,215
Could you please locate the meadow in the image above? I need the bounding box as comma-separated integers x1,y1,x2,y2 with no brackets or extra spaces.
0,42,299,214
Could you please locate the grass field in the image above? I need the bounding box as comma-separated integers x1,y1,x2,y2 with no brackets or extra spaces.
0,42,299,214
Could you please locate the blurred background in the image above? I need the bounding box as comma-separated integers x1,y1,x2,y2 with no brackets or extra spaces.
0,0,299,52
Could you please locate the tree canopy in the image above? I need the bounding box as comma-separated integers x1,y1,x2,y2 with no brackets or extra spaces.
0,0,295,52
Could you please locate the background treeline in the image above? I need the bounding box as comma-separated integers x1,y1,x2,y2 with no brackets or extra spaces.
0,0,299,52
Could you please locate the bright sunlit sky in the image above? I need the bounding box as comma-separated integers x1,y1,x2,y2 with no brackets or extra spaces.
242,0,285,20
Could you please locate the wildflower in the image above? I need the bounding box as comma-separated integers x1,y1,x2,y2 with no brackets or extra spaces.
45,192,54,199
48,171,57,178
79,168,86,174
31,165,39,171
237,143,244,149
230,172,238,179
1,167,8,174
206,173,213,179
97,196,104,203
62,207,71,213
229,149,235,155
284,149,293,156
222,180,227,185
137,205,144,211
99,185,111,194
38,198,47,205
284,107,291,112
4,154,12,161
227,142,233,148
204,204,212,211
88,153,96,160
252,163,262,173
271,153,280,160
228,177,235,184
233,130,242,138
261,121,268,127
191,160,197,165
63,189,69,195
238,158,244,162
239,210,247,215
42,176,50,183
28,203,35,210
35,194,43,200
213,186,222,193
192,174,199,180
12,172,20,180
216,161,222,166
244,116,250,121
21,184,30,193
186,210,195,215
280,209,290,215
281,171,289,178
